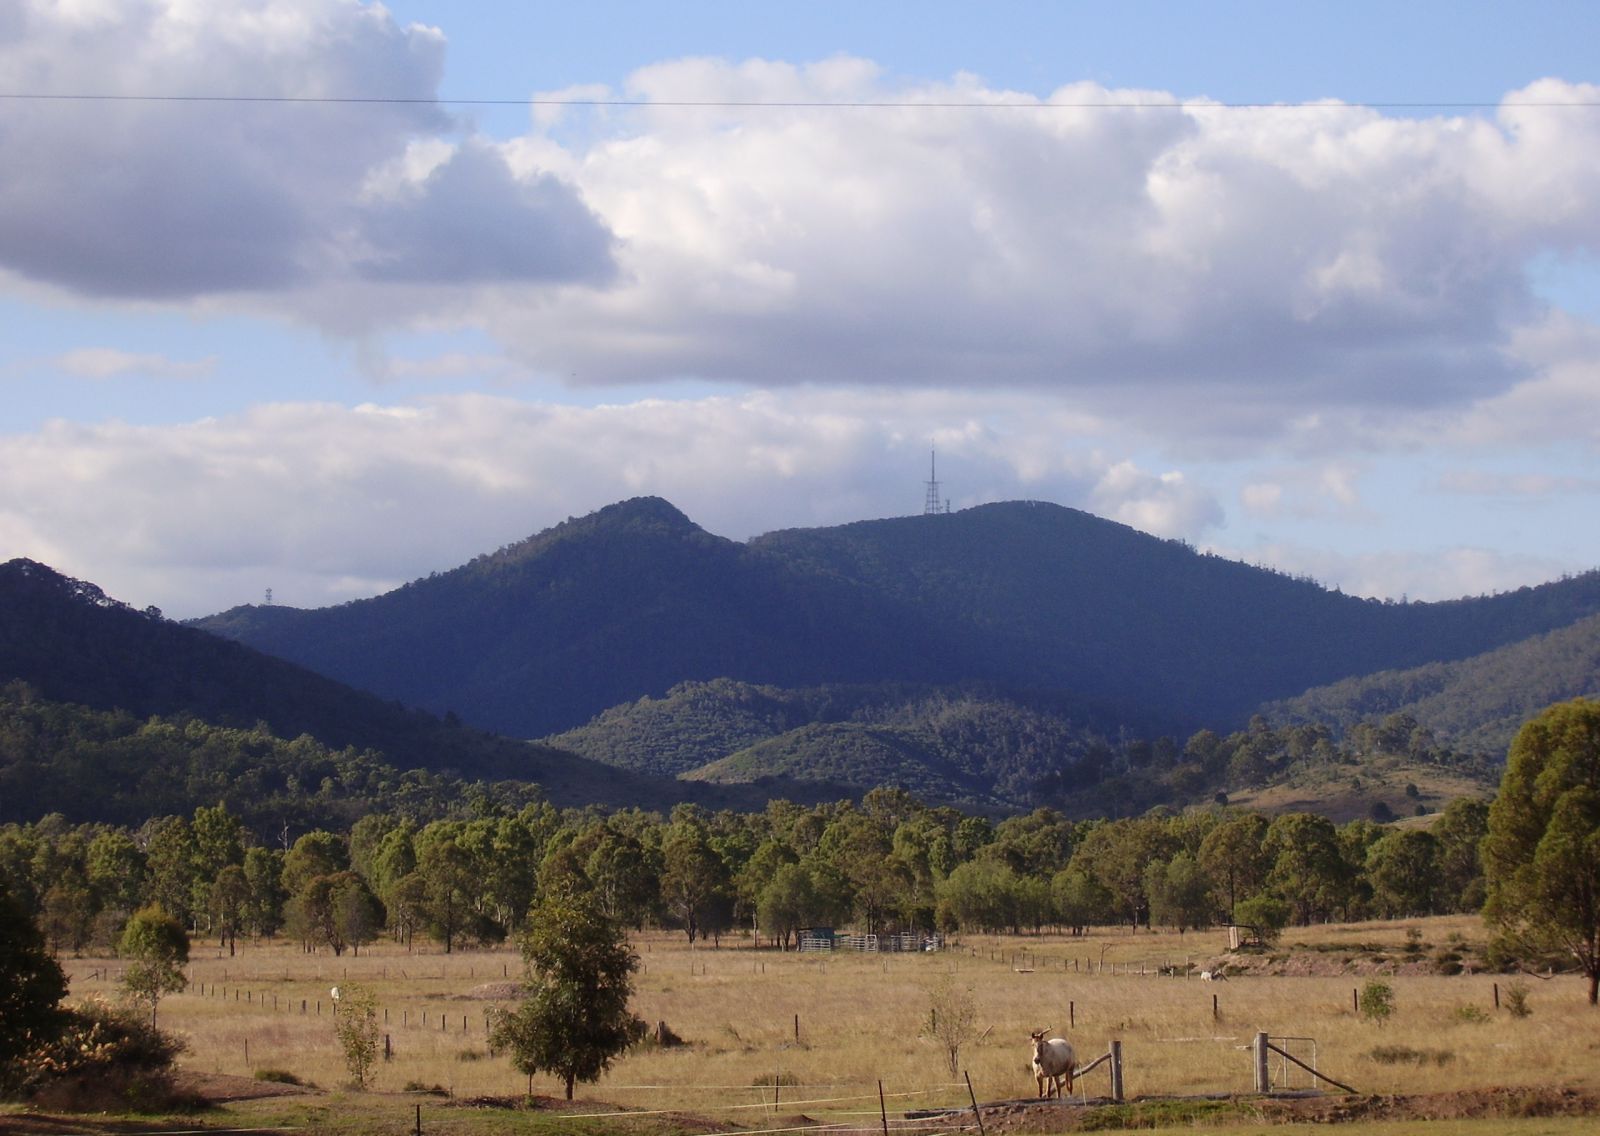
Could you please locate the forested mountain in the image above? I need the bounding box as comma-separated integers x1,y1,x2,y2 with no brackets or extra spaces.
194,498,965,740
193,497,1600,742
0,558,765,818
1264,611,1600,755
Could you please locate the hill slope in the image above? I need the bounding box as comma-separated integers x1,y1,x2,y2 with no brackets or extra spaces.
0,558,717,812
749,503,1600,726
192,497,1600,742
1264,611,1600,754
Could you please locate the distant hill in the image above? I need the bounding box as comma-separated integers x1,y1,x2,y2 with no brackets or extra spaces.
194,498,968,738
192,497,1600,743
748,504,1600,726
1264,611,1600,755
547,679,1115,809
0,558,770,817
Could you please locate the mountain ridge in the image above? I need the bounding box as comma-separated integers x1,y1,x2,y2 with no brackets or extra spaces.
189,497,1600,743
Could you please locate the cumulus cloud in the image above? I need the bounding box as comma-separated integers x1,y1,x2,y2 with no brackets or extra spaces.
5,8,1600,448
481,67,1600,440
0,388,1225,617
0,1,612,299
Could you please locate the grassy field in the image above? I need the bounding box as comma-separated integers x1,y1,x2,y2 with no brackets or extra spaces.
28,914,1600,1134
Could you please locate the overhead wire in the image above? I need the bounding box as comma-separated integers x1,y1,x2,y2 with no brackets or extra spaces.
0,92,1596,110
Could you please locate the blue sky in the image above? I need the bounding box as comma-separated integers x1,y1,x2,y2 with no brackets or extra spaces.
4,1,1600,617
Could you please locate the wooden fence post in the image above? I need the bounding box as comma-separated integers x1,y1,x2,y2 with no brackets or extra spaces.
1253,1032,1270,1094
1109,1040,1124,1103
964,1071,986,1136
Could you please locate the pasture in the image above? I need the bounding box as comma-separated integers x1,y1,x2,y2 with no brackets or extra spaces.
39,915,1600,1134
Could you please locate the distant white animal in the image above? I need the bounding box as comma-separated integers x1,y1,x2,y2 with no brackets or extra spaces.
1200,969,1228,982
330,986,341,1002
1029,1029,1076,1099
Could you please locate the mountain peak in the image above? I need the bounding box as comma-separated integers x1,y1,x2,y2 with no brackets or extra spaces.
0,558,129,611
586,496,698,532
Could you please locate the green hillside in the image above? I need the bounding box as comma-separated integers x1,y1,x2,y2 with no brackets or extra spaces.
1265,611,1600,754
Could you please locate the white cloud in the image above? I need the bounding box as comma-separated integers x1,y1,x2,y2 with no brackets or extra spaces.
495,73,1592,414
2,9,1598,455
0,388,1224,617
1090,462,1223,537
1436,469,1600,498
1217,540,1576,604
0,1,612,299
53,347,216,380
1239,462,1368,519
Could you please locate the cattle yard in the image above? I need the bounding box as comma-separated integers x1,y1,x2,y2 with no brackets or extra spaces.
41,915,1600,1133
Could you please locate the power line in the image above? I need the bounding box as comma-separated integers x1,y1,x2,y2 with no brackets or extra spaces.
1,92,1597,110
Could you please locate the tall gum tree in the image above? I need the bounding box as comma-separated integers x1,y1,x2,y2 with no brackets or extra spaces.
1484,698,1600,1005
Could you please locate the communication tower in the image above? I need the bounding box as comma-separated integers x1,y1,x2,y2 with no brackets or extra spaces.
924,449,950,515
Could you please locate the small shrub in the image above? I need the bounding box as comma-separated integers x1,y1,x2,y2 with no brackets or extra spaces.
403,1081,448,1095
1403,927,1425,955
1504,980,1532,1018
752,1071,800,1087
924,974,978,1077
1452,1005,1490,1024
17,997,186,1110
1360,980,1395,1024
456,1048,487,1063
252,1068,303,1085
331,984,379,1089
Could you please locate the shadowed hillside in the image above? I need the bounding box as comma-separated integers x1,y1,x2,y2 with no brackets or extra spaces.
0,558,768,817
192,497,1600,743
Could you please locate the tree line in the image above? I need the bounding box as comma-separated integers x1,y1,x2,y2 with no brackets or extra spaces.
0,786,1493,958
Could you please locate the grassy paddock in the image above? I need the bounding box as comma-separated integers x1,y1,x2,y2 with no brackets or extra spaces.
56,915,1599,1126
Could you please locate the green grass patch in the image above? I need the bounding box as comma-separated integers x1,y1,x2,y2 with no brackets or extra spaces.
1078,1098,1256,1130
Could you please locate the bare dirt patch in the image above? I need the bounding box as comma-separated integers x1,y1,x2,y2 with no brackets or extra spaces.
172,1070,319,1102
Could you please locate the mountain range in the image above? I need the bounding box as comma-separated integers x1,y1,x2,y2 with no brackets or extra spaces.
192,496,1600,743
9,496,1600,822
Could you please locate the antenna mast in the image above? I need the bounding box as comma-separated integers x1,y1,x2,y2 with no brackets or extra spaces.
924,449,945,515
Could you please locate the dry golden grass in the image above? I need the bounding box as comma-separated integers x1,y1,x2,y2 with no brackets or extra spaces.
58,914,1600,1129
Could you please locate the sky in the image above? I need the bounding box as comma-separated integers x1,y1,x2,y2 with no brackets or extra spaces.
5,1,1600,618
